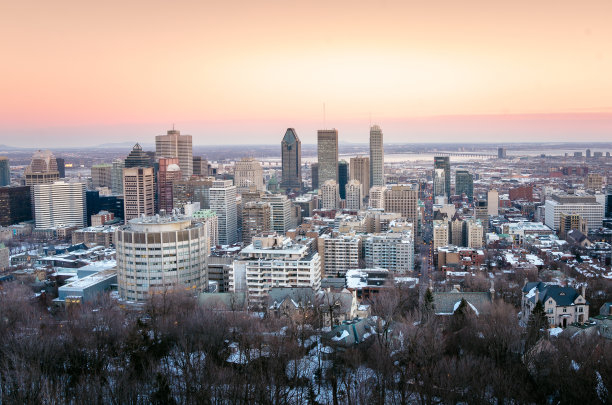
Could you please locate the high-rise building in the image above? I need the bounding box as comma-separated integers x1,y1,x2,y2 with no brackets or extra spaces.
0,157,10,186
364,231,414,273
0,186,32,226
155,129,193,179
345,180,363,210
111,159,125,195
262,194,293,234
55,158,65,178
474,200,488,223
91,164,113,189
34,181,86,229
487,189,499,216
559,212,588,239
210,180,237,245
115,215,209,302
369,125,384,186
450,218,465,247
281,128,302,192
311,163,319,190
455,170,473,202
433,168,446,199
320,180,340,210
384,185,419,227
498,147,507,159
24,150,60,186
466,220,484,248
350,156,370,197
172,177,215,212
157,158,181,213
242,201,272,245
192,209,219,248
123,167,155,221
606,185,612,218
193,156,211,177
317,129,339,184
544,193,604,231
320,234,361,277
433,156,450,199
125,143,153,168
234,157,265,192
338,160,348,199
369,186,386,209
433,220,449,250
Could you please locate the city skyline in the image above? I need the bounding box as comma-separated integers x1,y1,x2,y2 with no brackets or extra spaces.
1,1,611,147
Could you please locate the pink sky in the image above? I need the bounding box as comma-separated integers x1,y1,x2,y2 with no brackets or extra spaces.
1,0,611,146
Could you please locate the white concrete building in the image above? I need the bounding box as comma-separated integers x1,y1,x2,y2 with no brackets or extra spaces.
320,180,340,210
345,180,363,210
433,220,449,250
466,219,484,249
230,234,321,308
544,194,604,231
234,157,265,192
34,181,86,229
320,234,361,277
487,189,499,216
263,194,294,234
369,186,386,209
364,231,414,273
369,125,384,186
115,215,209,302
210,180,237,245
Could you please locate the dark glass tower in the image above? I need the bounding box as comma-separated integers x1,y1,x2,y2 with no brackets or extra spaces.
55,157,66,178
434,156,450,199
281,128,302,192
338,160,348,200
455,169,473,202
125,143,153,168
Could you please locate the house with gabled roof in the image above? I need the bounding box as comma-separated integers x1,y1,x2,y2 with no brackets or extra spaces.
432,284,494,316
521,281,589,328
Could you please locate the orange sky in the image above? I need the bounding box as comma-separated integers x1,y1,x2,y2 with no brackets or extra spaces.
1,0,611,146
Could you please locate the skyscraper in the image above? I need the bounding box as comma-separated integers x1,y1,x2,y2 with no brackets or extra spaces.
155,129,193,179
0,186,32,226
317,129,338,184
455,170,473,202
338,160,348,200
242,201,272,245
125,143,153,168
281,128,302,192
487,189,499,216
210,180,237,245
345,180,363,210
157,157,181,213
369,125,384,186
24,150,60,186
234,157,265,192
350,156,370,197
91,164,113,189
0,157,10,186
111,159,125,195
497,147,507,159
123,167,155,221
320,180,340,210
433,156,450,199
262,194,294,233
311,163,319,190
433,169,446,199
34,181,86,229
384,185,419,227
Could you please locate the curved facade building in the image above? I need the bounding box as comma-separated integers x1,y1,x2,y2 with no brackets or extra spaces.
115,215,209,301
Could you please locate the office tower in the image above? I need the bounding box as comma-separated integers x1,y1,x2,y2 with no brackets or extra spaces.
192,209,219,248
345,180,363,210
384,185,418,226
466,219,484,248
585,173,604,192
498,147,507,159
56,158,66,178
559,212,588,239
116,215,209,302
320,234,361,277
0,157,10,186
91,164,113,189
123,167,155,221
455,170,473,202
111,159,125,195
338,160,348,199
0,186,32,226
234,157,265,192
450,218,465,247
586,149,592,159
350,156,370,197
172,177,215,212
317,129,339,184
320,180,340,210
24,150,60,186
125,143,153,168
86,190,101,226
99,195,124,221
364,231,414,273
34,181,86,228
487,189,499,216
193,156,202,176
157,157,181,213
433,156,450,199
474,200,488,223
544,193,604,231
281,128,302,192
155,128,193,179
433,220,449,250
262,194,293,234
433,168,446,199
370,125,384,186
230,234,321,307
369,186,386,209
311,163,319,190
210,180,237,245
606,185,612,218
242,201,272,245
